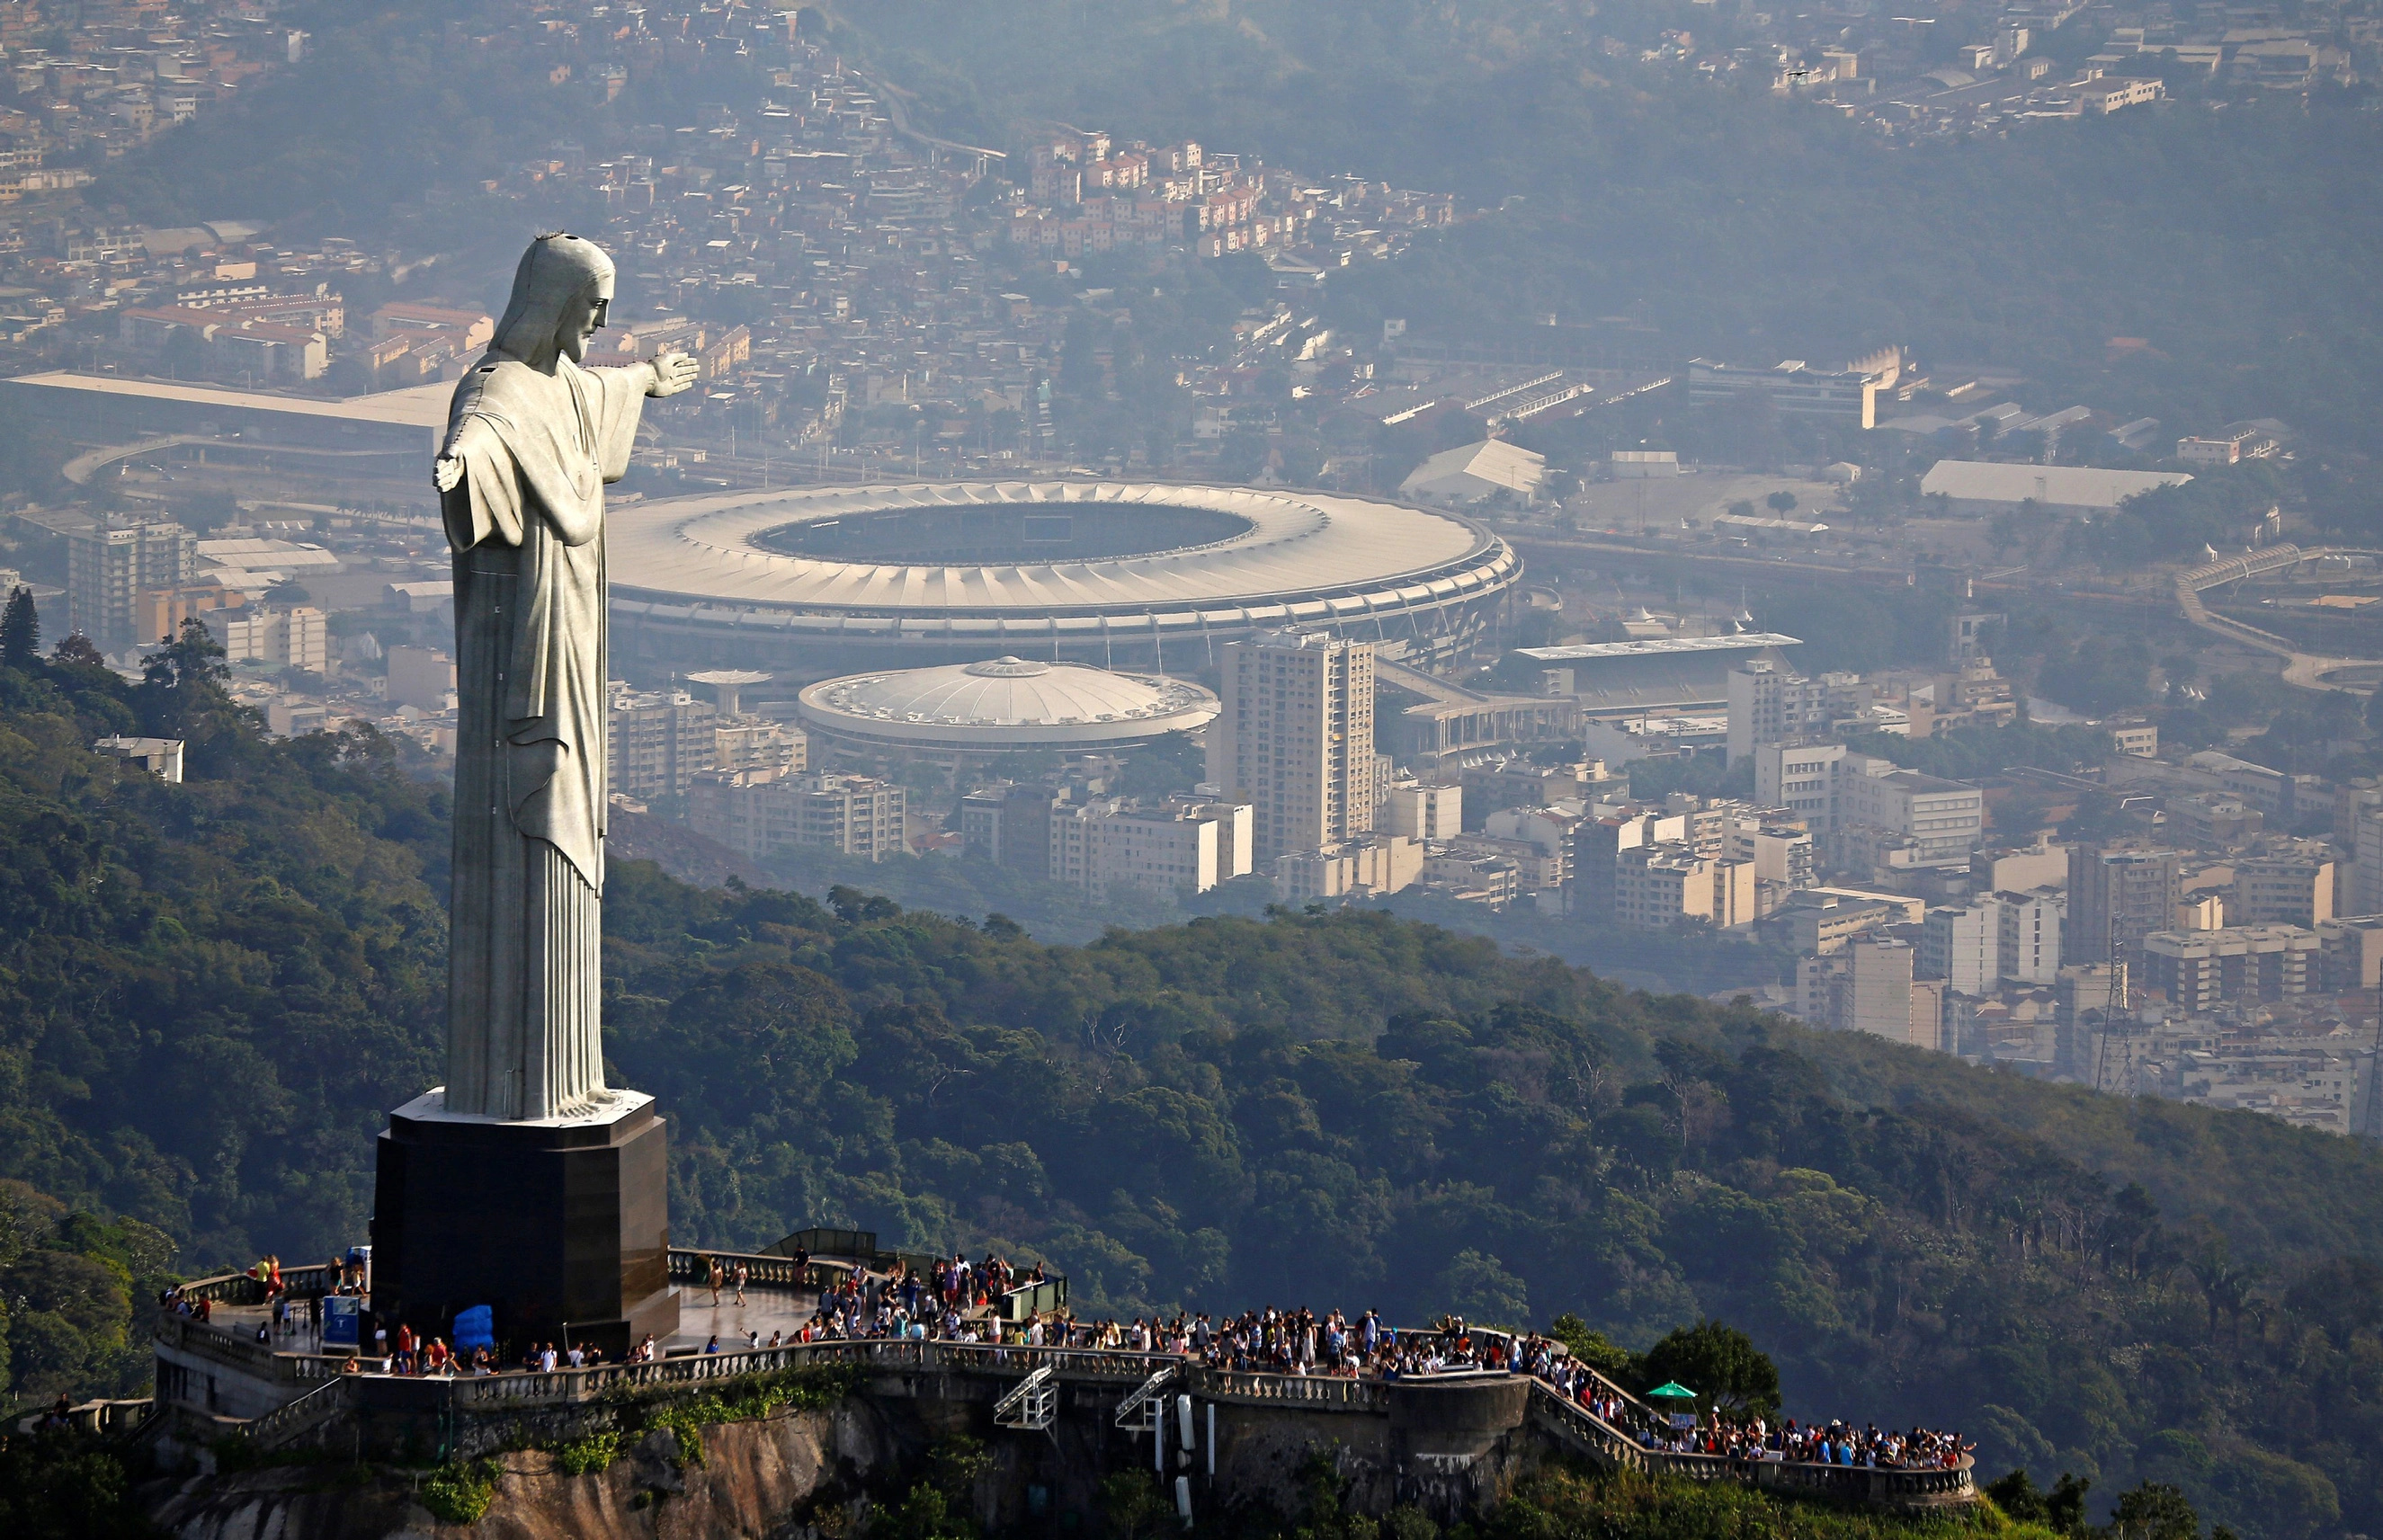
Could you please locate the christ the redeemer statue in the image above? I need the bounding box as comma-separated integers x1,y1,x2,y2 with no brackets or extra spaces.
432,234,698,1120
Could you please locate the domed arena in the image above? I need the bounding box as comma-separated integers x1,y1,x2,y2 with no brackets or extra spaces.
797,656,1220,760
603,480,1519,676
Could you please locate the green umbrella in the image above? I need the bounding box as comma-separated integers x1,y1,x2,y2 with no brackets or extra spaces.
1647,1382,1699,1400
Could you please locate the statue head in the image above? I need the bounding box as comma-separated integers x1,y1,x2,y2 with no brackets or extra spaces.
492,233,617,369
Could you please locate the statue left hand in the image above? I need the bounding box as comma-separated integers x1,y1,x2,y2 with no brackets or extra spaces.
648,351,700,398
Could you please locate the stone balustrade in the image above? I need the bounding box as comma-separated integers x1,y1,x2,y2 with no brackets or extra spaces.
430,1334,1170,1412
12,1396,156,1438
665,1246,852,1292
1527,1377,1655,1472
1200,1367,1391,1410
232,1377,349,1450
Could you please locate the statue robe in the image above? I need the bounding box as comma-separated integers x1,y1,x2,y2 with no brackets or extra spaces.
439,351,651,1120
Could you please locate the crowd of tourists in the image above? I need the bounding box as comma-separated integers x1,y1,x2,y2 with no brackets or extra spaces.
333,1323,679,1377
780,1271,1979,1474
1509,1332,1970,1471
177,1243,1968,1471
1633,1412,1974,1472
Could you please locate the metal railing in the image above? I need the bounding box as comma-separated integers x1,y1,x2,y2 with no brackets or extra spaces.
993,1366,1058,1431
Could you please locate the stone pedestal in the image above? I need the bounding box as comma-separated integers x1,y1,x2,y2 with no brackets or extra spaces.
370,1089,678,1359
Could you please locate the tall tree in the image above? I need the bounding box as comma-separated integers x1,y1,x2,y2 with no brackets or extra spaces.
0,585,36,668
1638,1320,1781,1420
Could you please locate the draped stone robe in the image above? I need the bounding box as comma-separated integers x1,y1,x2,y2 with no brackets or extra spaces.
439,352,651,1120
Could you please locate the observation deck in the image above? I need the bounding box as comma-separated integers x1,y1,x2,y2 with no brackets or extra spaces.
102,1243,1973,1520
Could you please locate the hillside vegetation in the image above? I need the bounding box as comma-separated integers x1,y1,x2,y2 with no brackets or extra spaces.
0,632,2379,1538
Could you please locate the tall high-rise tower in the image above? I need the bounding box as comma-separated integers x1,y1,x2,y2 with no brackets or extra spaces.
68,521,196,649
2066,845,2182,968
1208,630,1376,864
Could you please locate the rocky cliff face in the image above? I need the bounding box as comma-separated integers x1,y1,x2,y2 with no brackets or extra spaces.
148,1403,878,1540
143,1363,1570,1536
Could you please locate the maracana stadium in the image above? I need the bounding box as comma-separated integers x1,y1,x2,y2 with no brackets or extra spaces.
604,480,1520,677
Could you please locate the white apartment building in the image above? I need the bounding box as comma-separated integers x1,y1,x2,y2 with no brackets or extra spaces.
2355,806,2383,916
1726,813,1816,897
1919,887,2065,994
783,771,904,861
1613,842,1756,929
93,735,183,783
205,604,326,672
1448,832,1565,892
609,683,718,801
1756,741,1847,826
68,519,196,648
1727,662,1872,763
1093,797,1253,896
686,765,786,859
1754,743,1982,864
2142,924,2319,1011
1997,886,2066,985
1573,808,1691,919
1485,805,1580,887
1049,799,1102,891
1921,901,1999,996
1049,794,1254,897
1798,936,1945,1049
1421,848,1522,906
1835,761,1983,864
2232,854,2335,928
1209,630,1376,864
1276,833,1421,901
686,768,905,861
714,717,807,777
1382,779,1462,841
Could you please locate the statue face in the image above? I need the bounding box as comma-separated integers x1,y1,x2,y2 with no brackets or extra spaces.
558,279,614,364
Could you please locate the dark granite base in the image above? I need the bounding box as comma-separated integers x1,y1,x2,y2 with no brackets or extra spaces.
370,1090,678,1360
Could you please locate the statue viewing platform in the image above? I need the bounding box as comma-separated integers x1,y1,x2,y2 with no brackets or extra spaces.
120,1239,1975,1526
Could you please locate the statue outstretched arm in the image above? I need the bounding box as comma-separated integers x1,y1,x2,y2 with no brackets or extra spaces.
433,414,504,493
434,414,527,549
647,351,699,397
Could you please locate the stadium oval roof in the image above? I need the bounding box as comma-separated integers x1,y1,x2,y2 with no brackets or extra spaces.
607,480,1506,617
798,657,1219,751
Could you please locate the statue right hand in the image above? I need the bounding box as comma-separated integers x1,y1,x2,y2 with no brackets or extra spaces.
434,454,465,493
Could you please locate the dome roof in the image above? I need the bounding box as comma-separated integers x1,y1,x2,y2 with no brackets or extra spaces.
798,657,1219,751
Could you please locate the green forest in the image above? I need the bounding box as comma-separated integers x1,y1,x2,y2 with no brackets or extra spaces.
2,629,2380,1538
